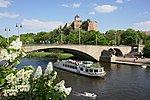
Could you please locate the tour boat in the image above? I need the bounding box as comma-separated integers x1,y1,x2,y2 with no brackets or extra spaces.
81,92,97,99
53,59,106,78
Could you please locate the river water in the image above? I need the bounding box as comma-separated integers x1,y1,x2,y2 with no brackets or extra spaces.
16,57,150,100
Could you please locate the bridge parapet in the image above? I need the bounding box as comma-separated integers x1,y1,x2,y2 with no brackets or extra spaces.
23,44,132,61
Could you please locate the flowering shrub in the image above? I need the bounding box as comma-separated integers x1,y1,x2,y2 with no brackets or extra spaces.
1,38,26,68
0,38,71,100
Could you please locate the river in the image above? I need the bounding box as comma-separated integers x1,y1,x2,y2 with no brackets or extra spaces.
16,57,150,100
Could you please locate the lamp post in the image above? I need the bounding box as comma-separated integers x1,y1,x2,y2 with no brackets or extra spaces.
5,28,10,44
96,34,97,45
60,31,63,44
78,28,81,45
114,33,116,46
59,26,63,44
16,23,22,40
136,34,138,45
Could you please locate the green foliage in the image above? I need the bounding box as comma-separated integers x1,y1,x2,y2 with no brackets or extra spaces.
143,43,150,58
9,35,18,43
144,35,150,44
1,28,150,47
0,35,8,48
20,33,35,44
120,29,140,45
27,52,51,57
0,66,16,86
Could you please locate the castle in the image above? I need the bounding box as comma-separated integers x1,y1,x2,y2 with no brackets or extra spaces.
60,15,98,32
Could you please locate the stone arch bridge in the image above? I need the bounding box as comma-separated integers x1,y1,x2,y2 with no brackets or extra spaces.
23,45,132,61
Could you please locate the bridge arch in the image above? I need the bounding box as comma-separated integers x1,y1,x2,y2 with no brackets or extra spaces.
106,48,123,57
113,48,123,56
35,48,98,61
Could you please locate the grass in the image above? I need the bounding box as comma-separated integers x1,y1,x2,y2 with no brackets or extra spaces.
27,52,50,57
27,52,74,60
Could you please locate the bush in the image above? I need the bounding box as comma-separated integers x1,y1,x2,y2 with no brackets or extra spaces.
0,38,71,100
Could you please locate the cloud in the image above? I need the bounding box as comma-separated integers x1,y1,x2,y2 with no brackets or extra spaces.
72,3,81,8
115,0,131,3
89,11,95,15
0,12,19,18
61,4,69,8
94,5,118,13
139,11,149,16
132,21,150,31
22,19,64,32
61,3,81,8
116,0,124,3
92,3,97,6
0,0,11,8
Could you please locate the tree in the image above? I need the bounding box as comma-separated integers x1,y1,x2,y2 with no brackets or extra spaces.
67,30,78,44
120,28,140,45
0,35,7,48
143,43,150,58
105,30,117,45
20,33,35,44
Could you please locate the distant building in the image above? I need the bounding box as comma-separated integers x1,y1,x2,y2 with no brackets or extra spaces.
60,15,98,33
142,31,150,35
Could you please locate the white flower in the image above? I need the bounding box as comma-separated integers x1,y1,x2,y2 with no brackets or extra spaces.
16,69,25,80
50,71,57,81
33,66,42,80
44,62,53,76
3,89,8,97
54,80,72,96
47,80,53,87
65,87,72,95
11,53,18,60
0,49,8,59
17,85,30,92
9,38,22,50
3,88,18,97
5,73,16,85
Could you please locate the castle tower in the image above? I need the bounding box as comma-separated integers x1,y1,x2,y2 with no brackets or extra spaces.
87,21,98,31
73,15,81,30
74,14,80,22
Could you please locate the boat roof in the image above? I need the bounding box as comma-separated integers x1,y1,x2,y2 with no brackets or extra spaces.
61,59,104,69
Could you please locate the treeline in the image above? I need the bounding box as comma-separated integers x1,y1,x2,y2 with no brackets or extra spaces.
1,28,150,57
1,28,150,46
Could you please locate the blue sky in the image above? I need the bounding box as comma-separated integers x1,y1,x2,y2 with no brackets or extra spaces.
0,0,150,37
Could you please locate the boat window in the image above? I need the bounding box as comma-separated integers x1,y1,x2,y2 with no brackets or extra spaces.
90,69,93,72
72,66,74,69
86,69,88,72
75,66,77,69
94,70,98,72
80,68,83,71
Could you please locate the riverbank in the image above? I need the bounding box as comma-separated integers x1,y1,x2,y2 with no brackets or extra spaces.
114,57,150,67
27,52,74,60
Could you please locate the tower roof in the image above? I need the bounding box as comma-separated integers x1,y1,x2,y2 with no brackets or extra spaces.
75,14,80,18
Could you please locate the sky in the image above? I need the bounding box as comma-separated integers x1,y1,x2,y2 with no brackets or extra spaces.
0,0,150,37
